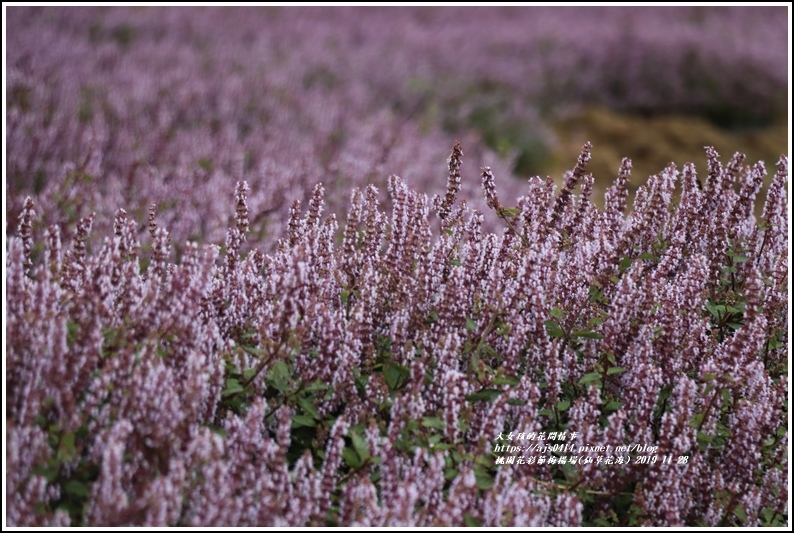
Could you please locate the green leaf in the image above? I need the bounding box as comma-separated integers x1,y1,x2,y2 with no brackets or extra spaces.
619,257,633,271
464,513,482,527
32,464,60,483
57,432,76,461
500,207,521,218
66,321,79,348
342,447,363,469
422,416,446,430
208,425,227,437
465,317,477,332
690,413,704,428
242,345,269,356
578,372,602,385
63,480,89,499
638,252,655,261
340,289,351,306
465,389,503,402
376,335,392,353
550,307,565,320
222,378,244,397
721,389,732,405
426,310,439,324
606,367,626,376
479,343,499,359
474,465,494,490
733,504,747,522
493,375,520,386
292,415,317,429
544,320,564,338
304,380,329,393
579,372,601,384
297,397,320,420
603,400,623,412
450,257,462,267
506,398,526,406
556,400,571,412
351,430,370,461
426,434,444,447
383,360,410,391
267,360,292,391
761,507,776,525
588,316,604,328
572,330,603,339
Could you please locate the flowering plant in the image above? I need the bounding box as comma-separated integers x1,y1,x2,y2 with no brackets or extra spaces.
6,142,788,526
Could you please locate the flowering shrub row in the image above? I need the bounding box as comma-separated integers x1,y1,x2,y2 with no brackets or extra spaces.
6,143,788,526
7,7,788,250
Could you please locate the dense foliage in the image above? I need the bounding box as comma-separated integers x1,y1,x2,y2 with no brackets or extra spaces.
6,142,788,526
5,6,789,528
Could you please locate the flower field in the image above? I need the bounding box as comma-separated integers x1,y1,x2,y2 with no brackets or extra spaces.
4,6,789,527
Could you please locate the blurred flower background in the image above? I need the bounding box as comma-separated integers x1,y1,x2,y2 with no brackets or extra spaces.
6,6,789,248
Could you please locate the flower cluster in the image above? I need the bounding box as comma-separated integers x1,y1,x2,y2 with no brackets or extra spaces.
6,142,788,526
